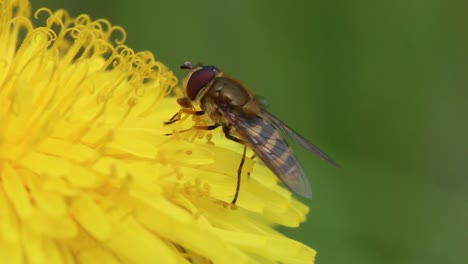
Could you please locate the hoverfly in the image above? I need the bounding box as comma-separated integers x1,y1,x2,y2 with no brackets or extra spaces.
165,61,338,204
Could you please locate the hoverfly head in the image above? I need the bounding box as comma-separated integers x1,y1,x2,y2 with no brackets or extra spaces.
181,61,219,101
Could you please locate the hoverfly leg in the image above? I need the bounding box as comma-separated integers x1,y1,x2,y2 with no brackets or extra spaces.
164,124,219,136
163,109,205,125
193,124,219,130
222,126,245,144
164,127,192,136
177,97,193,108
164,96,202,125
222,126,247,205
232,145,247,205
246,154,256,179
164,111,182,125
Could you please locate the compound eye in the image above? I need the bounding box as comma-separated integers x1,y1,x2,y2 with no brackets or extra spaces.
186,66,217,100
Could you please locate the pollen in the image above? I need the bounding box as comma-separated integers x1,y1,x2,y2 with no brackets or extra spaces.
0,0,316,263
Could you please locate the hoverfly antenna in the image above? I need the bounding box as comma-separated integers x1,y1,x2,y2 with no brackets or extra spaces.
180,61,194,70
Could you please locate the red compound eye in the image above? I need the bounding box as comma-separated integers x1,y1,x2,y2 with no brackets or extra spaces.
185,66,217,100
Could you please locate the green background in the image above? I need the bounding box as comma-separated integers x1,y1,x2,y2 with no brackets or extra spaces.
33,1,468,263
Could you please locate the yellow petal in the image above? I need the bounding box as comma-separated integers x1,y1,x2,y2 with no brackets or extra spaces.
2,163,32,218
70,194,111,241
106,215,177,264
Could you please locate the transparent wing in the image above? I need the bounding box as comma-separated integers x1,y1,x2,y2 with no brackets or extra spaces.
261,111,340,168
222,111,312,198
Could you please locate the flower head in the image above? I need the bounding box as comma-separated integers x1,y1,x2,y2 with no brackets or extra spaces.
0,0,316,263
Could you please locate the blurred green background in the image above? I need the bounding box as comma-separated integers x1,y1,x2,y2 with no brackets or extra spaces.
33,1,468,263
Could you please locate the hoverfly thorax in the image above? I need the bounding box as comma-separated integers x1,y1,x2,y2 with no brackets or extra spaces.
180,61,220,103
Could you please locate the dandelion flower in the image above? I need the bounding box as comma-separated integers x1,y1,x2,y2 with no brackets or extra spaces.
0,0,316,263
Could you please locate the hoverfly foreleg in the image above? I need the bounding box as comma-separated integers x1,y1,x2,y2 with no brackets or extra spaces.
164,97,204,125
163,109,205,125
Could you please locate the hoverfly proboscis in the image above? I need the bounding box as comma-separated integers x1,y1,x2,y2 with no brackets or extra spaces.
164,61,339,205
